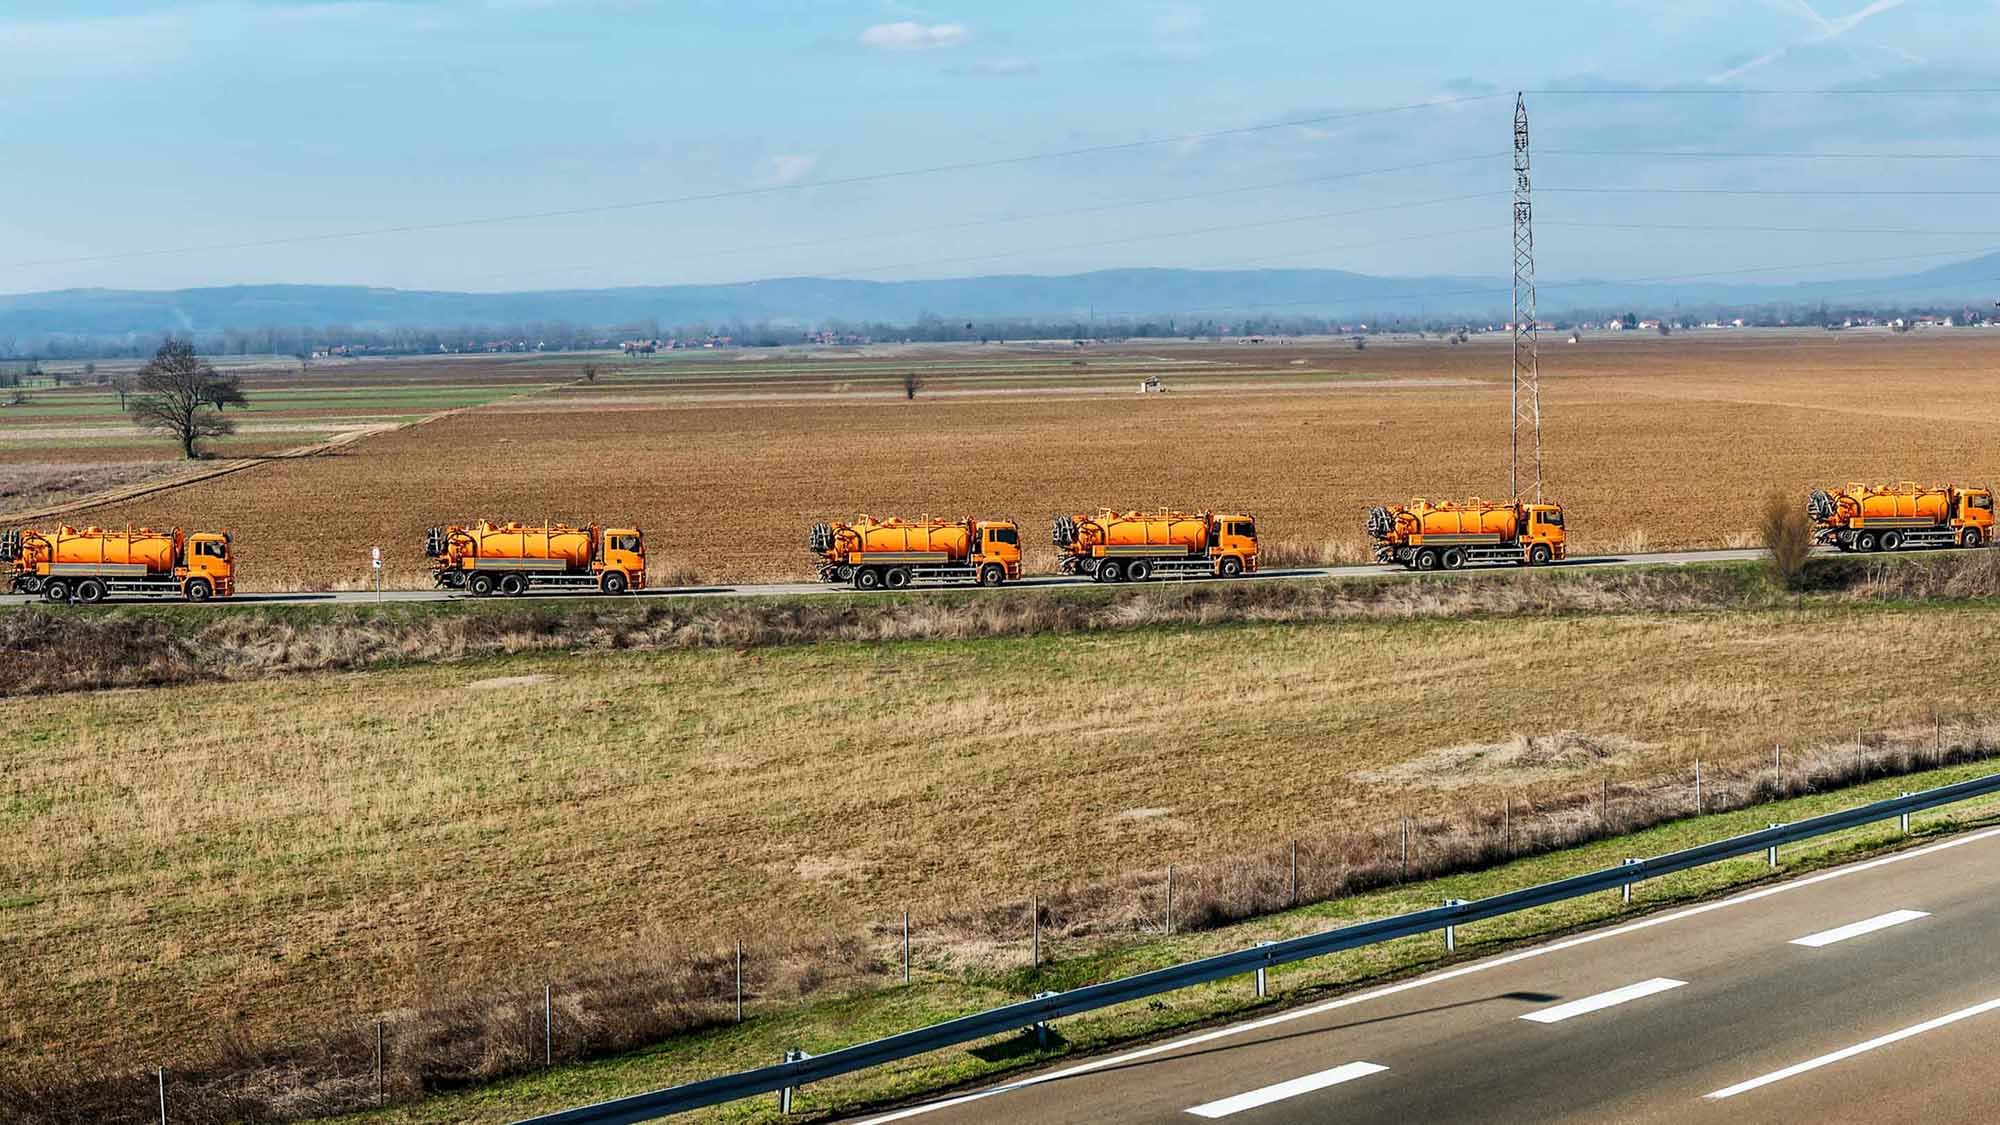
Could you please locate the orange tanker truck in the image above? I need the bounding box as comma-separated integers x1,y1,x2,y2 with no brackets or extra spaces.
810,515,1022,589
1367,497,1566,570
3,525,234,602
1051,509,1258,582
1808,481,1993,552
426,521,646,596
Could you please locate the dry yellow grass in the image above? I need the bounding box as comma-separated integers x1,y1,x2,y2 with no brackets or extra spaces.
54,330,2000,590
6,599,1999,1083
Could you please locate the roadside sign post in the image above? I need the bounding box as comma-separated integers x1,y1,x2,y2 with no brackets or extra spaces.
372,546,382,602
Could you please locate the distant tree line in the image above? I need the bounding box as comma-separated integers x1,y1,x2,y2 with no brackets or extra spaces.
1,300,1994,360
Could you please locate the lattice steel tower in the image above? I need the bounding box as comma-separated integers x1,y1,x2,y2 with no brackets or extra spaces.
1510,92,1542,502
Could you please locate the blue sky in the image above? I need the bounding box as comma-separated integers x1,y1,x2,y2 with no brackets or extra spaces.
4,0,1999,293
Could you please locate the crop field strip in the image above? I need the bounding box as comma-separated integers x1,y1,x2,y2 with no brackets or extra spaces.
41,331,2000,591
5,600,2000,1087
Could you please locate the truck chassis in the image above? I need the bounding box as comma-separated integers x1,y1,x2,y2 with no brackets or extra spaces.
1055,550,1245,582
1820,524,1982,552
438,558,633,596
16,563,217,603
822,552,1009,590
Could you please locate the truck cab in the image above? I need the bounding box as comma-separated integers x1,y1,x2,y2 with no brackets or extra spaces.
1955,489,1994,546
600,527,647,590
181,532,234,599
975,521,1023,580
1211,515,1259,575
1524,504,1566,562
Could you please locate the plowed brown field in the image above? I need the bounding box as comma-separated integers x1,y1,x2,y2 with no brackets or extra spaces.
60,331,2000,589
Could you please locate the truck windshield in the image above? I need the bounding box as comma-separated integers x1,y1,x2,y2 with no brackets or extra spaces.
1974,495,1993,511
194,541,225,558
613,535,641,553
1541,510,1565,527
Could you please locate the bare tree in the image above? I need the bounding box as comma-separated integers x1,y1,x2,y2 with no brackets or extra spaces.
110,375,131,410
582,363,599,384
127,339,247,459
1760,491,1813,591
903,371,922,400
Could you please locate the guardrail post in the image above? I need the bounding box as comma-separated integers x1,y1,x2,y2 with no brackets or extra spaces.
1767,824,1781,868
778,1049,807,1114
1900,793,1912,835
1620,858,1638,904
1444,900,1466,951
1031,991,1058,1047
1255,940,1274,997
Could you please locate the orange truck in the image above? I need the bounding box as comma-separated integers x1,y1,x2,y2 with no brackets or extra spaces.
426,521,646,596
1367,497,1566,570
3,525,234,602
1808,482,1993,551
1051,510,1259,581
810,516,1022,589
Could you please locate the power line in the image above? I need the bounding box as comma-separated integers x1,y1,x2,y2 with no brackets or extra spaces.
1544,186,2000,197
1525,87,2000,96
5,94,1507,271
1548,221,1999,237
1545,148,2000,160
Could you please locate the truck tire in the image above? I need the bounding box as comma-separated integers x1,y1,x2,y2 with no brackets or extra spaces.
1098,559,1124,582
499,574,527,596
468,572,496,597
1415,549,1440,572
43,580,70,603
601,570,630,595
1529,543,1553,566
77,579,107,604
1964,528,1985,548
1219,555,1244,578
854,568,883,590
884,567,912,590
1879,530,1903,552
1125,559,1152,582
184,579,213,602
978,564,1006,587
1856,531,1878,552
1441,548,1467,570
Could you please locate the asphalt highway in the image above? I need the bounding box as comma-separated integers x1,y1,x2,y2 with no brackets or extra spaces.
852,828,2000,1125
0,547,1769,609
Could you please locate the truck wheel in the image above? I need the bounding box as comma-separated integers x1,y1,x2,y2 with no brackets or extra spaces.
43,580,70,603
1219,555,1244,578
1125,559,1152,582
1529,543,1553,566
468,572,495,597
1441,548,1467,570
77,579,107,604
1964,528,1985,548
884,567,912,590
978,564,1006,587
601,570,630,595
1879,531,1903,552
1856,531,1878,552
1415,549,1440,572
854,568,883,590
184,579,213,602
1098,559,1124,582
836,565,855,582
499,574,527,596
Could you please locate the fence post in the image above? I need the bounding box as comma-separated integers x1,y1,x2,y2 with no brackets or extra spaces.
1031,894,1040,969
544,984,553,1067
736,942,744,1023
1767,824,1781,868
157,1067,166,1125
1621,858,1638,904
1900,793,1912,835
1503,794,1512,853
1695,759,1703,816
1400,818,1410,881
1289,840,1298,906
376,1020,385,1106
1165,867,1175,936
1255,940,1274,998
1444,899,1466,952
1601,776,1610,824
902,910,911,984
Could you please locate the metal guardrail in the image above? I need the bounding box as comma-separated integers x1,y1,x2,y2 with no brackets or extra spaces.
517,769,2000,1125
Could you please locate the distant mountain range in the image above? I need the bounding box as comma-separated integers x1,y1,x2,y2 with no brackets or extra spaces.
5,254,1999,340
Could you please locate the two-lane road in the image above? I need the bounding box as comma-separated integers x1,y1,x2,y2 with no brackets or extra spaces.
0,547,1770,609
856,828,2000,1125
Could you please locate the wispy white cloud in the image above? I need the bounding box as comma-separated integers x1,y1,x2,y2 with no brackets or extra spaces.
858,21,969,51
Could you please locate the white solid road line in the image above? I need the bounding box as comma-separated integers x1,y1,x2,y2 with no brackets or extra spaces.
1518,978,1687,1024
1705,996,2000,1100
850,826,2000,1125
1789,909,1930,948
1184,1062,1389,1118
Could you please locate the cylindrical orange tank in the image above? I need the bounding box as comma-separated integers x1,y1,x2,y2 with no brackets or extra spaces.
854,520,972,557
1853,489,1948,522
1087,512,1210,552
1414,504,1520,538
461,522,595,566
47,526,178,574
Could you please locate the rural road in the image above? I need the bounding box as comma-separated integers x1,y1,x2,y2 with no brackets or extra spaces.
0,547,1771,608
852,828,2000,1125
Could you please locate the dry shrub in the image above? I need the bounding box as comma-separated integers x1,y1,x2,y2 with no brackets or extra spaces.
1759,491,1813,590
